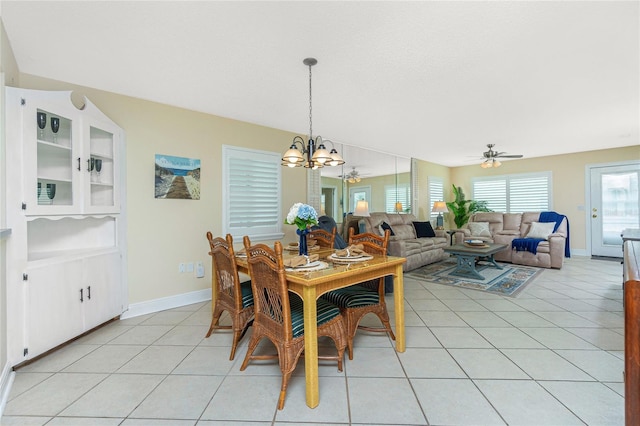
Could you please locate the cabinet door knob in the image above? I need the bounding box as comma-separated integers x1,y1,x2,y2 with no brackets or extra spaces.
592,214,598,218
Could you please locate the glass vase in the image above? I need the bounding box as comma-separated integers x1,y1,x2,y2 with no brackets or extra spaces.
296,228,309,256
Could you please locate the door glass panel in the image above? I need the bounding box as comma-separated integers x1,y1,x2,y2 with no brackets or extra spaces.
602,171,639,245
36,109,73,206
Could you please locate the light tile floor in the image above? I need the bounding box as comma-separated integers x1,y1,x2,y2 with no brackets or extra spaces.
1,256,625,425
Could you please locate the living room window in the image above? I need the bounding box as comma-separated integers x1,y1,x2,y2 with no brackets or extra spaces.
222,145,283,240
385,184,411,213
428,177,444,221
472,172,552,213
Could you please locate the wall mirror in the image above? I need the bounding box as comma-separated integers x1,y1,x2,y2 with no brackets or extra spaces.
320,143,411,225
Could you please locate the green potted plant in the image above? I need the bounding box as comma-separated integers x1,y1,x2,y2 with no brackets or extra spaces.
445,185,492,228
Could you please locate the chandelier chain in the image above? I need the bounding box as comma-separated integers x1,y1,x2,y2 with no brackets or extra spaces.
308,63,313,140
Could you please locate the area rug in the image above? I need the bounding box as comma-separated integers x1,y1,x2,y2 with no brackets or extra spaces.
405,259,544,297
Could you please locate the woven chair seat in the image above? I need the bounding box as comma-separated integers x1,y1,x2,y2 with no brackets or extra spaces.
322,285,380,308
290,293,341,338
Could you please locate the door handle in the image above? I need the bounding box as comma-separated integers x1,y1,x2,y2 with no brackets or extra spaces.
592,214,597,218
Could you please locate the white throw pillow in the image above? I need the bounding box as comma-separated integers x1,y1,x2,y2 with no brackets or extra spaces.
468,222,491,237
526,221,556,240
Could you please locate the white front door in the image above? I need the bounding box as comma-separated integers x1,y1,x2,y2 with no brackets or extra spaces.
589,162,640,257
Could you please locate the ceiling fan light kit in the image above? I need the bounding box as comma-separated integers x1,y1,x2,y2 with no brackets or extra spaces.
281,58,345,170
480,144,522,168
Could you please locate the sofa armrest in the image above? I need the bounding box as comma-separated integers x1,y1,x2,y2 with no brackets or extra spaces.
453,229,470,244
387,240,408,257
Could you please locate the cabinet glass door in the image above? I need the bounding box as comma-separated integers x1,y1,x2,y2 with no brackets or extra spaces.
84,118,120,213
27,101,80,215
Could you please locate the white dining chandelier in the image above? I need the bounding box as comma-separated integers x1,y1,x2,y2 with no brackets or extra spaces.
281,58,345,170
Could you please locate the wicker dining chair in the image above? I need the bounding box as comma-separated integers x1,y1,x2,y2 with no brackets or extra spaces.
240,237,347,410
205,232,254,360
321,227,395,359
308,227,336,248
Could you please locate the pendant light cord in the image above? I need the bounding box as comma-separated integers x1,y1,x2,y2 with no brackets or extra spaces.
308,63,313,140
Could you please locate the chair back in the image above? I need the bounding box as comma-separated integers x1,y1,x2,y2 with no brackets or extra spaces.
348,228,390,256
308,227,336,248
242,237,293,341
207,232,244,310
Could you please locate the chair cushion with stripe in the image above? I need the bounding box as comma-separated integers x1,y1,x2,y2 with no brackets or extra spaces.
240,280,254,308
289,293,341,338
322,285,380,308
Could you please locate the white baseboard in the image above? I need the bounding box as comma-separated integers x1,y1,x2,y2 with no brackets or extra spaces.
0,361,15,418
120,288,212,320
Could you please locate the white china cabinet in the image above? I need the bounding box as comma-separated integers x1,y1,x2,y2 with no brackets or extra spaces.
5,88,127,366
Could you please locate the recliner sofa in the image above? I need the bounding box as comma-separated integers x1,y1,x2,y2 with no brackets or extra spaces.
453,211,569,269
345,212,448,272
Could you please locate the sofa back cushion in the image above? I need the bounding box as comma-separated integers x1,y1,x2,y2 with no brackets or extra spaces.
364,212,418,239
503,213,522,231
470,212,504,233
519,212,541,236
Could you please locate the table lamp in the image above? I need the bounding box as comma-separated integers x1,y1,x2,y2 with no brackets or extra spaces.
394,202,403,213
432,201,448,230
354,200,370,217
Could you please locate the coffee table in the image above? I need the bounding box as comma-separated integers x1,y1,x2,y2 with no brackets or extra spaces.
443,243,508,280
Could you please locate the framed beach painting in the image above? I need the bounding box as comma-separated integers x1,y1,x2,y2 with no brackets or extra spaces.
155,154,201,200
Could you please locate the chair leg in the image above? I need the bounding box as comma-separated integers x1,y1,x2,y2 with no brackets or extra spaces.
277,370,293,410
377,312,396,341
240,332,261,371
205,305,225,338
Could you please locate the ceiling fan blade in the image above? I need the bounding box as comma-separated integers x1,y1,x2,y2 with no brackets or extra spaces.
496,154,523,158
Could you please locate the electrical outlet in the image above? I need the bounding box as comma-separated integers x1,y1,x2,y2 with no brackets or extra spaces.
179,263,185,273
187,262,194,273
195,261,205,278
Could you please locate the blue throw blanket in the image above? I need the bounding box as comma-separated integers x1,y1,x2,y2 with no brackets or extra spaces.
511,211,570,257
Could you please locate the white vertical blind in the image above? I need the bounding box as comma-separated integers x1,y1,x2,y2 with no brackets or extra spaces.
222,146,283,240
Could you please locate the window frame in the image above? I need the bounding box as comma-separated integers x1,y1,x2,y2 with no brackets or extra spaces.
222,145,284,241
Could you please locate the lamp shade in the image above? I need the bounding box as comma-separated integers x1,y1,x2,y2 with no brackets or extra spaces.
354,200,370,217
432,201,448,213
395,202,403,212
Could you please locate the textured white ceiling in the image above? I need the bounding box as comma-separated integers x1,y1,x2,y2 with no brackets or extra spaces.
1,1,638,171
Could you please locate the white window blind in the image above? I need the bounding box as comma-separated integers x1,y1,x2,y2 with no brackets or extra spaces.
385,184,411,213
222,146,283,240
428,177,444,220
472,172,551,213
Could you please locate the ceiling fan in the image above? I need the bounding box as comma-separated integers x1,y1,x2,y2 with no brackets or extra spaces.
480,144,523,168
341,167,362,183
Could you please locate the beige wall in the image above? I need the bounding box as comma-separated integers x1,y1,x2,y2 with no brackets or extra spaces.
450,146,640,251
15,74,308,304
413,159,451,222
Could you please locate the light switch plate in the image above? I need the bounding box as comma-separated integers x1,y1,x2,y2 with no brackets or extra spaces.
195,261,205,278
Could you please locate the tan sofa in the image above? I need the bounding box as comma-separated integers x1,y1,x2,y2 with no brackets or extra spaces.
346,212,448,272
453,212,569,269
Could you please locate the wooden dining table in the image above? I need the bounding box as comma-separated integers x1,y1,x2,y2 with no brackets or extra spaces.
233,248,406,408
